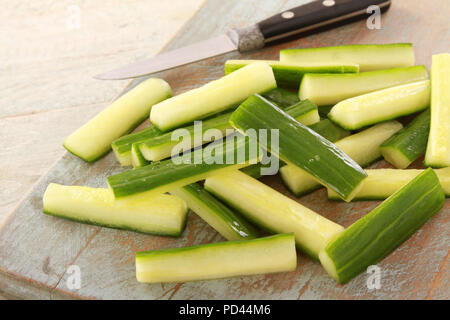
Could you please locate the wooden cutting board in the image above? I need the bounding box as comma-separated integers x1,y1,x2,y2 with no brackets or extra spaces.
0,0,448,299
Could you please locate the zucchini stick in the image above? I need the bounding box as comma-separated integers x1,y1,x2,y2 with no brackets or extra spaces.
425,53,450,167
308,119,350,142
280,43,415,71
230,94,367,202
299,66,428,106
241,119,349,180
43,183,188,236
328,80,430,130
320,168,445,284
136,234,297,283
170,183,258,241
139,112,233,162
380,109,430,169
225,59,358,88
64,78,171,162
112,125,161,166
204,170,344,259
280,121,403,197
107,133,261,200
138,100,318,163
130,143,149,168
261,88,299,108
150,62,276,131
328,168,450,200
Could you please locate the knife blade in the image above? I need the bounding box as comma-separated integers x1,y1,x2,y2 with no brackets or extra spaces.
95,0,391,80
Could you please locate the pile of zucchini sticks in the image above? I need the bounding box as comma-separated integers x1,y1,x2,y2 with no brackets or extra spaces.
43,44,449,285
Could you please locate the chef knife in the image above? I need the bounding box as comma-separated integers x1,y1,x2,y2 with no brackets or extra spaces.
95,0,391,80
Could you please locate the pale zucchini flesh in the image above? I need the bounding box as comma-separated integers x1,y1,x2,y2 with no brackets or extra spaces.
204,170,344,259
150,62,276,131
425,53,450,167
230,94,367,202
320,168,445,284
334,121,403,167
131,143,149,168
280,43,415,72
328,168,450,200
328,80,430,130
107,133,261,200
64,78,172,162
225,59,358,88
170,183,258,241
136,233,297,283
299,66,428,106
43,183,188,236
279,121,403,197
380,109,430,169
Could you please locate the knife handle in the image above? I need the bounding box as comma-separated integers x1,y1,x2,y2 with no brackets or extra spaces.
232,0,391,52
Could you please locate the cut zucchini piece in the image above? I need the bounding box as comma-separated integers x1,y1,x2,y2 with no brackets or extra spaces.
140,100,318,162
230,94,367,202
150,62,276,131
111,125,161,167
425,53,450,168
43,183,188,236
131,143,149,168
204,170,344,258
225,60,358,88
136,233,297,283
238,119,341,180
248,119,349,180
238,104,322,180
107,133,261,200
328,168,450,200
64,78,171,162
381,109,430,169
284,100,320,126
280,121,403,197
320,168,445,284
139,112,233,162
299,66,428,106
261,88,299,108
280,43,415,72
308,119,350,143
170,183,258,241
329,80,430,130
335,121,404,167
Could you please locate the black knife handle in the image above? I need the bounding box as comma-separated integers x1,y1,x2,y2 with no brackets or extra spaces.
259,0,391,42
230,0,391,52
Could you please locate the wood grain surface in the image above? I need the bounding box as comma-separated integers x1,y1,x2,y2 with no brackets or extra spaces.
0,0,449,299
0,0,204,227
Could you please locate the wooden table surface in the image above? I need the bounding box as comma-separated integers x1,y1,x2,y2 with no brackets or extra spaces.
0,0,449,299
0,0,204,298
0,0,204,226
